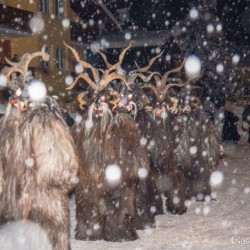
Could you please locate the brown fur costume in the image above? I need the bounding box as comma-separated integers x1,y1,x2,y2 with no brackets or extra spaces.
0,99,79,250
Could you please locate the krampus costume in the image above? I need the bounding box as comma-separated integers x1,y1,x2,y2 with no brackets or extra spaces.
168,87,220,201
65,42,155,242
137,80,191,214
0,46,79,250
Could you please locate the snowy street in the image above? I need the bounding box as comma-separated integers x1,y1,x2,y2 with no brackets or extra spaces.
70,142,250,250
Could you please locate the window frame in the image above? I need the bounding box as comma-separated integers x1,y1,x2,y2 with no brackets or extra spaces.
55,0,64,18
39,0,50,15
56,48,66,69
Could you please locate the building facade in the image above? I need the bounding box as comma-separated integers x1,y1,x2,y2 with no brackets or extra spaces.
0,0,86,110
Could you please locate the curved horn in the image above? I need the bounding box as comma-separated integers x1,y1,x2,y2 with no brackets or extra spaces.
109,90,122,111
3,45,49,88
141,83,160,100
104,42,131,76
133,50,164,74
5,45,49,74
169,97,179,115
128,71,161,86
66,72,97,90
161,59,185,85
77,92,88,110
162,83,184,93
22,45,49,74
98,72,131,91
160,83,184,102
64,41,100,83
191,97,201,111
165,78,184,84
98,51,112,69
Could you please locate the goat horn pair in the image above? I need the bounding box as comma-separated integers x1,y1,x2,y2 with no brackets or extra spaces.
161,59,185,85
65,42,131,91
64,41,100,83
141,83,184,102
133,50,164,74
99,41,132,76
3,45,49,88
127,71,161,86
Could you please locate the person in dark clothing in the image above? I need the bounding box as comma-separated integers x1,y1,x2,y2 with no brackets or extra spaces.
242,104,250,144
222,110,241,143
202,98,216,124
12,54,19,62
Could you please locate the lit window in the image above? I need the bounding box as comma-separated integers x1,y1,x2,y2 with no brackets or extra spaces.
40,0,50,14
55,0,64,18
56,48,65,69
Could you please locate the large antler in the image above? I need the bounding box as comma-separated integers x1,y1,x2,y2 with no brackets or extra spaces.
141,82,184,102
127,71,161,86
66,73,98,90
98,51,112,69
65,42,132,91
132,50,164,74
3,45,49,89
125,51,164,92
64,41,100,83
101,42,132,77
98,42,132,91
161,59,185,85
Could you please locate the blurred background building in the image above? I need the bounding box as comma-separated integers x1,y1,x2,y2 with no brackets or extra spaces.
0,0,249,111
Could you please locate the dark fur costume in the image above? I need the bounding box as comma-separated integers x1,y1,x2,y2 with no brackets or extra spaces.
136,109,191,214
173,110,220,200
72,106,155,241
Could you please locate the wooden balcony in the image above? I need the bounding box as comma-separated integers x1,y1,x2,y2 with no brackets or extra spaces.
0,4,33,37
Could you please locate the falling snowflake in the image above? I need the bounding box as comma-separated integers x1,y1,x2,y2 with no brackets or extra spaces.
75,64,84,74
185,55,201,78
29,13,45,33
65,75,74,86
28,80,47,102
232,54,240,65
210,171,224,187
138,168,148,179
189,8,199,20
125,32,131,40
105,164,122,185
62,18,70,28
140,137,147,146
216,63,224,73
207,24,214,33
189,146,198,155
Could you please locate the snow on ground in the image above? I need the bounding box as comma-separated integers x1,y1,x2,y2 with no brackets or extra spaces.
70,141,250,250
